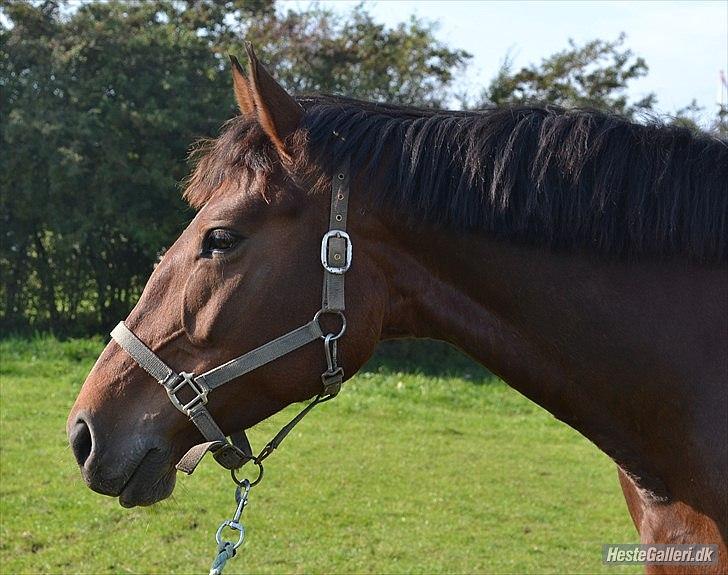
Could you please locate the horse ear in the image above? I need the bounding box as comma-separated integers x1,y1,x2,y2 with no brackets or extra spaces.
245,42,303,162
229,55,256,117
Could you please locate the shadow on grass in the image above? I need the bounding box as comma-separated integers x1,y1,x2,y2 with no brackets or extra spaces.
362,338,495,383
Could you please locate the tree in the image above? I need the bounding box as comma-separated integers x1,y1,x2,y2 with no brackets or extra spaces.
0,0,471,335
167,0,472,107
2,1,722,337
478,34,656,118
239,4,471,106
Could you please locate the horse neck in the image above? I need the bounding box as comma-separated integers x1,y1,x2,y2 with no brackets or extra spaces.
379,229,616,394
375,223,726,497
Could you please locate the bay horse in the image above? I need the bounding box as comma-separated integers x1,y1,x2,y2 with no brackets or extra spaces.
68,46,728,573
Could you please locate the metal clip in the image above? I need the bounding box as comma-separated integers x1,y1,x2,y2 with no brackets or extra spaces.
214,480,251,551
321,334,343,396
323,334,337,372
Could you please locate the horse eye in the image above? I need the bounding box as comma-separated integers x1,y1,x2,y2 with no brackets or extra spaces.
203,229,240,254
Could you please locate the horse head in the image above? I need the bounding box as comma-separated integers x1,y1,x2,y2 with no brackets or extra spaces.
67,47,387,506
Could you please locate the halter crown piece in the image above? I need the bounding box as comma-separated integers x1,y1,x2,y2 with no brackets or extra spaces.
110,154,352,573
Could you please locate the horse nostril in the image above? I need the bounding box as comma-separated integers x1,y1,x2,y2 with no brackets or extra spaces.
70,418,94,467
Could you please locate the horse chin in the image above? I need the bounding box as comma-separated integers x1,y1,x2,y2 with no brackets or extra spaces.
118,449,177,508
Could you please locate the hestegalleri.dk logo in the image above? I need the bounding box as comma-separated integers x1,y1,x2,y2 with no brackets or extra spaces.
602,544,718,565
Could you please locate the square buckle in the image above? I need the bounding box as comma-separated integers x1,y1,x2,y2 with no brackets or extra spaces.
321,230,352,274
164,371,209,415
212,443,251,470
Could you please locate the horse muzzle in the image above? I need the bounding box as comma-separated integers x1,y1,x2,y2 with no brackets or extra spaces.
68,409,176,507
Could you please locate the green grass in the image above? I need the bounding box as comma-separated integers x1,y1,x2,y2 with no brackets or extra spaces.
0,338,639,574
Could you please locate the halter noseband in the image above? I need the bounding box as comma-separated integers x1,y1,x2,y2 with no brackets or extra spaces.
110,157,352,475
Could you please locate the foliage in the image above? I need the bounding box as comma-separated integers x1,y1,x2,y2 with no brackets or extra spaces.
1,1,722,337
0,337,639,573
478,34,656,117
240,4,471,106
718,104,728,136
0,0,469,335
1,0,227,333
474,33,726,131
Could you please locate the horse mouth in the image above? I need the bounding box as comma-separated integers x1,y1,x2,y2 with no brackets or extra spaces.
118,448,177,508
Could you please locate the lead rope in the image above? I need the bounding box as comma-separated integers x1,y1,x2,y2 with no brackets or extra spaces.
209,334,343,574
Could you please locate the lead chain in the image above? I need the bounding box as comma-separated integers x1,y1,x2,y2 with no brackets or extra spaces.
209,479,252,575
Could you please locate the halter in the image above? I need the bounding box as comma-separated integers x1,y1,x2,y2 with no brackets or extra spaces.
109,156,352,476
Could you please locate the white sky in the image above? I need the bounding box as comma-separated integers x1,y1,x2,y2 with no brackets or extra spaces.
314,0,728,125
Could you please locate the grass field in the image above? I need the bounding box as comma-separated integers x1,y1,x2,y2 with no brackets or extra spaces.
0,337,639,574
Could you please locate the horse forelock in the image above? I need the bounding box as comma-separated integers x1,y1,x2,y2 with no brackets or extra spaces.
183,116,275,210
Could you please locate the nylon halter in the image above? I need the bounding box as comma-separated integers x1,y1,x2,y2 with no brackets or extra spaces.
110,157,352,474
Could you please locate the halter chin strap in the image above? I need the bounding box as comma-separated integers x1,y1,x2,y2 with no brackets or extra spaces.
111,157,352,474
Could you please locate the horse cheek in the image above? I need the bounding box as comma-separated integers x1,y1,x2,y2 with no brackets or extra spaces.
181,264,231,346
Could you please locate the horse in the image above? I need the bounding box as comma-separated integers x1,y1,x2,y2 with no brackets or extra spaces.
68,46,728,573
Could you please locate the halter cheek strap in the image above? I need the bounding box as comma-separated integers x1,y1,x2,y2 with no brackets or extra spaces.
111,157,352,474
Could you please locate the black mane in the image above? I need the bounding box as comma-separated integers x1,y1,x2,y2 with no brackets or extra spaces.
301,96,728,263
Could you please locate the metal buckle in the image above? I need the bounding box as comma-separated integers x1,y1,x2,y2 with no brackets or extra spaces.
320,230,352,274
163,371,209,415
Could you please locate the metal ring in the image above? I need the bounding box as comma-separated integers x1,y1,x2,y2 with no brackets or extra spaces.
215,520,246,549
231,460,264,488
313,309,347,340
